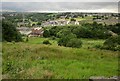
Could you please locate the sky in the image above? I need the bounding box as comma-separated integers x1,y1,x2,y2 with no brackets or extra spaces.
2,0,120,2
1,0,119,13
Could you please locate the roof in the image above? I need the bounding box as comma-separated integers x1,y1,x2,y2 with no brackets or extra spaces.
33,27,42,30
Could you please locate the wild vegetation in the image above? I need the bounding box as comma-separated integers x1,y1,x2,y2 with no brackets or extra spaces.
102,35,120,51
2,37,119,79
43,22,120,51
2,21,22,42
2,12,120,79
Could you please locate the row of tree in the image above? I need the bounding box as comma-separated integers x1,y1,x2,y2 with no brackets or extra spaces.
2,20,120,50
43,22,120,49
43,22,119,39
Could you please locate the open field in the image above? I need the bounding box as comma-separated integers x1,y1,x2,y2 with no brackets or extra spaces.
2,37,119,79
56,16,93,21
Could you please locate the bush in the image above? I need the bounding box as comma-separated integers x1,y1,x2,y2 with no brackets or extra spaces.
43,40,51,45
66,38,82,48
102,35,120,51
58,33,77,46
93,44,102,49
26,37,29,42
58,33,82,48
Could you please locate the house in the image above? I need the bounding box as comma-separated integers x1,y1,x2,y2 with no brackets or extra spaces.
57,20,68,26
41,19,79,27
28,27,44,37
67,20,79,25
17,27,32,35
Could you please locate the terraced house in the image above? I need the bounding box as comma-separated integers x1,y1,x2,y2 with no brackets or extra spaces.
41,19,79,27
17,27,44,37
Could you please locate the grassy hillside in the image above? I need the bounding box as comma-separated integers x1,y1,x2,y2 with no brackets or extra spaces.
2,38,118,79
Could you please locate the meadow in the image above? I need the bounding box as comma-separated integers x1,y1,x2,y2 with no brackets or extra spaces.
2,37,119,79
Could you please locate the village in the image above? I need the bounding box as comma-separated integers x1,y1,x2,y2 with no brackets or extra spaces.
16,18,80,37
3,12,117,37
1,12,119,40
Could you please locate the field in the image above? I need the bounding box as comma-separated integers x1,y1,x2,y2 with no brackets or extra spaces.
2,37,119,79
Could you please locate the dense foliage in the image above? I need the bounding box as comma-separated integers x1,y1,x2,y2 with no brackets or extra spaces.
102,35,120,51
106,23,120,35
2,21,23,42
43,22,120,48
44,22,112,39
58,33,77,47
43,30,50,38
66,38,82,48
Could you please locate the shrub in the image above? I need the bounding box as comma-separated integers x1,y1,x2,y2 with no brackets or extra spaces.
102,35,120,51
94,44,102,49
26,37,29,42
58,33,77,46
58,33,82,48
66,38,82,48
43,40,51,45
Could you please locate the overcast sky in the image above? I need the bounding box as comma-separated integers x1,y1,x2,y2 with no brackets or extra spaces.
1,1,119,13
2,0,120,2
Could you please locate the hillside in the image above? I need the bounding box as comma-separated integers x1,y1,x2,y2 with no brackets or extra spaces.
2,38,118,79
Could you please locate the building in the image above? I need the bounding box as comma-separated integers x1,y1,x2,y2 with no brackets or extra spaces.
17,27,44,37
17,27,32,35
28,27,44,37
41,19,79,27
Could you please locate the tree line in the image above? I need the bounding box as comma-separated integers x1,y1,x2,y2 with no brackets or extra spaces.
2,20,120,51
43,22,120,50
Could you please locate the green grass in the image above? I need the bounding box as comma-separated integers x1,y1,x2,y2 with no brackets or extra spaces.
54,16,93,22
2,37,119,79
81,38,105,49
75,16,93,21
26,37,58,46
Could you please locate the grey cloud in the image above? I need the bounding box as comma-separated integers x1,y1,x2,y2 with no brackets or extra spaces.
2,0,120,2
2,2,118,12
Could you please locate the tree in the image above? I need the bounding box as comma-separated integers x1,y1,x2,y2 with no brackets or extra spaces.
58,33,77,47
57,29,71,38
49,26,62,37
106,23,120,35
43,30,50,38
2,21,22,42
102,35,120,51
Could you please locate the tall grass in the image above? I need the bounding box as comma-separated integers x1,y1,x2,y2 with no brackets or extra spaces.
2,38,119,79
